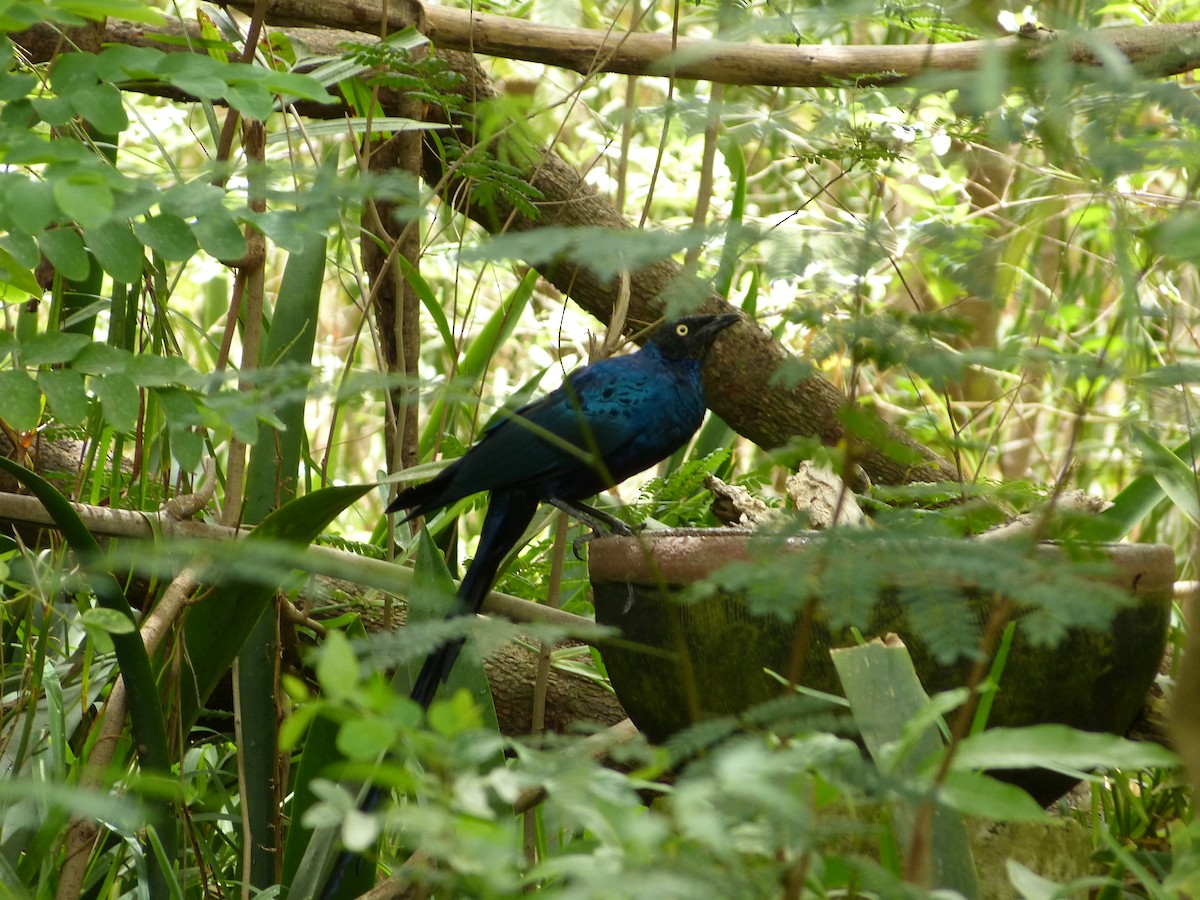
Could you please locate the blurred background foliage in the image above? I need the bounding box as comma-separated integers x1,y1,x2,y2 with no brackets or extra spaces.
0,0,1198,896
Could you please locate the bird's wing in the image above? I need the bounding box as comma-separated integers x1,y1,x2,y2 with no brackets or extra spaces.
429,361,654,500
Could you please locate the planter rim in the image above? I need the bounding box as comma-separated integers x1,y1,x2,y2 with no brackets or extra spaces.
587,528,1176,594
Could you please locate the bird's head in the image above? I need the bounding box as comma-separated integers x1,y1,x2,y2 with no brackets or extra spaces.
648,313,740,361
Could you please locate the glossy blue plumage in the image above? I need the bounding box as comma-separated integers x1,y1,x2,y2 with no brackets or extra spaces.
394,313,738,708
319,314,737,899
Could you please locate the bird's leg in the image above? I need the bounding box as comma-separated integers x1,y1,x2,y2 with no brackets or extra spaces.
548,498,636,536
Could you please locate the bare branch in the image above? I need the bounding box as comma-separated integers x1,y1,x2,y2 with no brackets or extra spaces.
230,0,1200,87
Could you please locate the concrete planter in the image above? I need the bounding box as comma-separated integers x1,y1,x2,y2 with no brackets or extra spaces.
589,530,1174,803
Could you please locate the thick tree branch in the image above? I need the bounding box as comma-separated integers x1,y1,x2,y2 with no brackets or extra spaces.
230,0,1200,87
14,16,959,484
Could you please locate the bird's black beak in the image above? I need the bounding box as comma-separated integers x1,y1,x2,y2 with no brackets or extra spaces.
700,313,740,341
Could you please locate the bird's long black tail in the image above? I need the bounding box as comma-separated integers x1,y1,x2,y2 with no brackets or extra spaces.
410,486,539,708
318,489,539,899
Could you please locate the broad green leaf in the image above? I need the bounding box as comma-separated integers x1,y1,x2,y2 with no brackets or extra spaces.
160,179,225,217
93,43,165,82
950,725,1178,772
54,0,164,25
135,213,197,261
317,630,359,703
336,717,394,762
30,95,74,126
937,770,1045,822
81,606,137,635
48,50,98,93
0,230,39,267
1006,860,1069,900
125,354,198,388
38,227,90,280
151,386,201,426
0,71,36,101
69,82,127,133
1131,427,1200,525
0,246,42,298
192,210,247,261
83,223,144,283
1137,362,1200,388
153,53,227,100
169,428,203,471
0,370,42,430
224,83,274,121
38,368,88,425
3,176,57,234
90,371,139,433
53,173,114,229
19,331,90,365
1149,209,1200,265
74,342,130,375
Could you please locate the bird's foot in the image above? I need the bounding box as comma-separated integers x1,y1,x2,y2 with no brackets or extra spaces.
547,499,636,537
547,499,638,560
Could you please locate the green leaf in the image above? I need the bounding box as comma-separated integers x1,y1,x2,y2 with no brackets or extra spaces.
152,386,201,426
1137,362,1200,388
125,354,197,387
3,176,57,234
53,173,114,229
54,0,164,25
83,223,144,283
937,770,1045,822
0,370,42,430
38,227,90,280
153,54,226,100
69,82,127,133
950,725,1178,772
191,210,247,261
0,246,43,298
81,606,137,635
316,630,359,702
169,428,203,471
19,331,91,365
336,717,394,762
1131,427,1200,525
38,368,88,425
74,342,130,375
93,43,165,82
223,84,274,120
134,213,197,261
0,71,36,101
160,179,225,217
48,50,98,93
1148,209,1200,265
31,95,75,126
90,371,139,433
1,231,39,270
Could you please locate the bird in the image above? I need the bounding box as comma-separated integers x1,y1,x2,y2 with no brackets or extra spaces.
393,312,739,708
318,312,738,898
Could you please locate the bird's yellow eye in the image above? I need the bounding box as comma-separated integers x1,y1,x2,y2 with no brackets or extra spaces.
675,323,689,337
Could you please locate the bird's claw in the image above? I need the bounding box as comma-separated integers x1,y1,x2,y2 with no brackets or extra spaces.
572,533,593,560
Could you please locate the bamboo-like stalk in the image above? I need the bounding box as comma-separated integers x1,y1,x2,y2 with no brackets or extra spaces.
0,490,595,633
